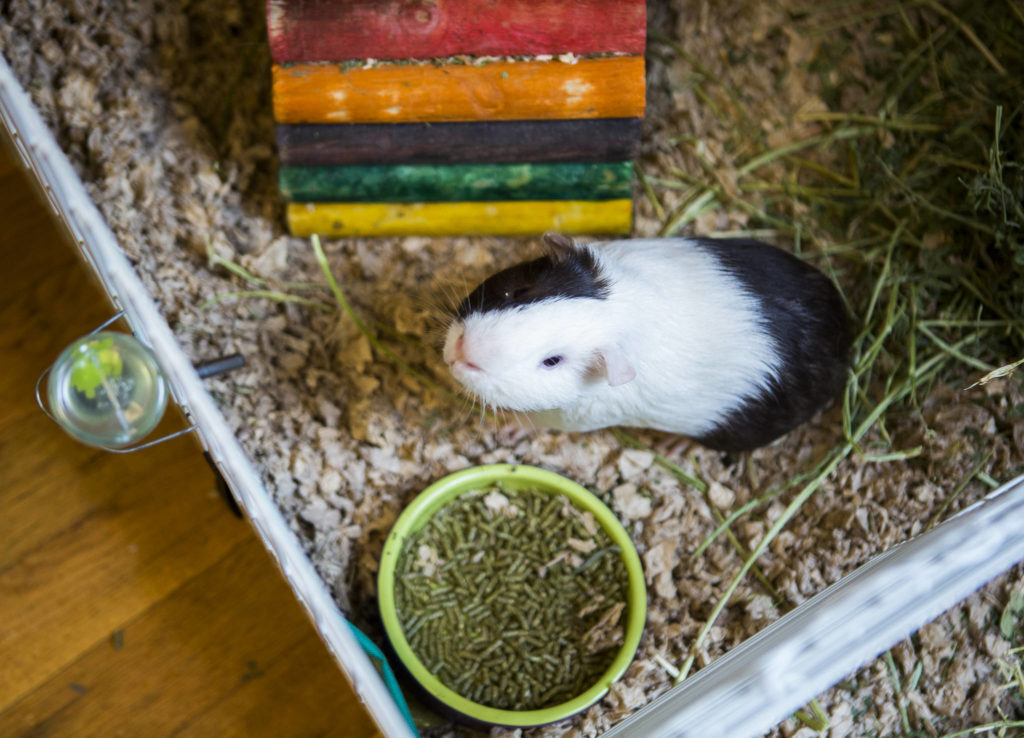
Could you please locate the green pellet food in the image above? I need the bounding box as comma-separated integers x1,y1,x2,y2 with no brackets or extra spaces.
393,486,631,711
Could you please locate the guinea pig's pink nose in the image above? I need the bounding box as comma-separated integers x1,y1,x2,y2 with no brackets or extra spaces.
453,334,481,372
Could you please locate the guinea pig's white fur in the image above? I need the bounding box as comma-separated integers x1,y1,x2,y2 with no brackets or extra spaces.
444,239,783,437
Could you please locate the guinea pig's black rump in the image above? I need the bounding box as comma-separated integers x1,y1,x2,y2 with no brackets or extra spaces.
694,238,852,453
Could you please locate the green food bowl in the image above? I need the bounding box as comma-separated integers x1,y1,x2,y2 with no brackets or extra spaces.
378,464,646,729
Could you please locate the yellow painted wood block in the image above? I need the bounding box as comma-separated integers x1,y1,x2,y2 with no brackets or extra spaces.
287,200,633,237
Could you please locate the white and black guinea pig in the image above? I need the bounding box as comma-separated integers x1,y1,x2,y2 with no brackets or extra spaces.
443,234,852,453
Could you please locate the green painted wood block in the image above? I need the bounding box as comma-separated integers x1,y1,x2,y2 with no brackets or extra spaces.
279,162,633,203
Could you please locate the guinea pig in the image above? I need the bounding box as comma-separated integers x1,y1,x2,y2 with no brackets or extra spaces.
442,233,851,453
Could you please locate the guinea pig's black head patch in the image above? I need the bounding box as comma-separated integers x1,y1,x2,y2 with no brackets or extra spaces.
456,236,610,318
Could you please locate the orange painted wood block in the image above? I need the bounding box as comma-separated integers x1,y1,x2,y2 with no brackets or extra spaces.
273,56,646,124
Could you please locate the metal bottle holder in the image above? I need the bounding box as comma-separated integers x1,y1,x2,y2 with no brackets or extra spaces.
35,311,243,453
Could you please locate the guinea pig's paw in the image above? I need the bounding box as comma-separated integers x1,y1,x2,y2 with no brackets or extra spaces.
495,420,533,447
653,434,694,459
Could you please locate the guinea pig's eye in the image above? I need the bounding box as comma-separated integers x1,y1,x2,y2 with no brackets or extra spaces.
505,286,530,300
541,355,564,368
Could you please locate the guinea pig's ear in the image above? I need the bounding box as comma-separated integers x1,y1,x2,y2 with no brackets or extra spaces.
542,232,579,264
599,345,636,387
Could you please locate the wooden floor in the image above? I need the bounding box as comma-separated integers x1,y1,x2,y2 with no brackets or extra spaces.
0,144,381,737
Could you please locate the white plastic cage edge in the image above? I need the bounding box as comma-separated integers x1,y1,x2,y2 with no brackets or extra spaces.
602,473,1024,737
0,53,416,738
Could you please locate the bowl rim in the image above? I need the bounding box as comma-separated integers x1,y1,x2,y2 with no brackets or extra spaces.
377,463,647,728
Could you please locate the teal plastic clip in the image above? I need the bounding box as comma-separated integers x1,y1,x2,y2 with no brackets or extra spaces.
347,622,419,736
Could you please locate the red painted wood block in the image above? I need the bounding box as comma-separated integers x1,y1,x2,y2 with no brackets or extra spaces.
267,0,647,63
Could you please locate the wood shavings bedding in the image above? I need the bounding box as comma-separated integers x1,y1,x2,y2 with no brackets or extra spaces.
3,0,1023,735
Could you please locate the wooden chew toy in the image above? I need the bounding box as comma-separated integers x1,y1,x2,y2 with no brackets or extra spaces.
275,119,643,168
287,201,635,238
279,162,634,203
267,0,646,237
272,57,646,125
267,0,647,63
